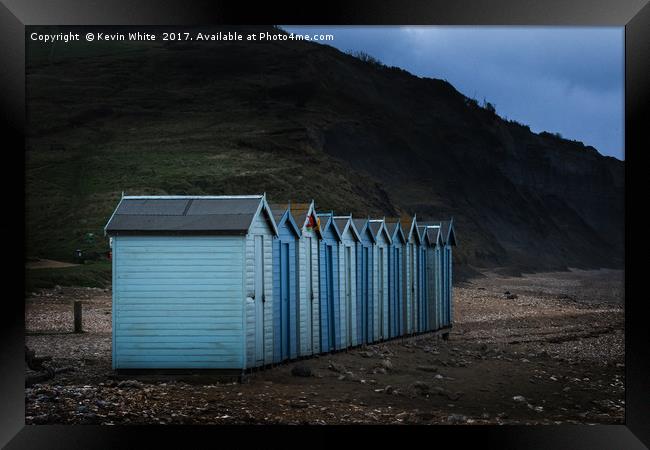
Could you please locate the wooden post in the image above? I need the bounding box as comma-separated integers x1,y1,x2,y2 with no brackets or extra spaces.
73,301,82,333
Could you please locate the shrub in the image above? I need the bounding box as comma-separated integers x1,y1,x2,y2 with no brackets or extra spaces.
346,50,384,67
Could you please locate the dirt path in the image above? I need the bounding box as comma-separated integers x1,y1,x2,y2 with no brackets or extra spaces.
24,269,624,425
26,259,79,269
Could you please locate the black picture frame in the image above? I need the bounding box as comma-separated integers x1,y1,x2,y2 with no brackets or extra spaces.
1,0,646,448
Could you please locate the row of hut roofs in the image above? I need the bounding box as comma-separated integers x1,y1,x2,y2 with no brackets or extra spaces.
104,194,457,370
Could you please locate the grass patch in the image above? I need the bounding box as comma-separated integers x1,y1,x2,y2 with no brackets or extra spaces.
25,261,112,294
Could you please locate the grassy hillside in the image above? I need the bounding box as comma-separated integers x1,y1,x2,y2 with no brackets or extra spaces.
25,26,624,273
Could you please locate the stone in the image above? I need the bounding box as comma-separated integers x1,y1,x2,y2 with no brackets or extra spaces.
513,395,526,402
117,380,143,389
447,414,468,424
328,361,345,373
291,365,312,377
412,381,430,393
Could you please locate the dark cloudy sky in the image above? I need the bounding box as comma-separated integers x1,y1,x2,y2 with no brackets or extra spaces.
283,26,624,160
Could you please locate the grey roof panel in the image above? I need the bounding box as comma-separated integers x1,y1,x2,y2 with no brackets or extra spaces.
334,218,349,233
105,197,263,234
426,227,440,245
385,221,399,236
187,198,261,215
352,219,367,232
115,199,189,215
368,221,382,237
268,203,289,223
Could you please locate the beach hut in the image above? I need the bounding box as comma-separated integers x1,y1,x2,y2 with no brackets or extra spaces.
353,218,376,345
420,223,443,330
317,212,342,352
104,194,278,370
385,219,406,339
269,203,301,363
402,215,422,334
440,219,458,327
417,225,431,332
368,219,391,342
288,201,321,357
333,215,361,348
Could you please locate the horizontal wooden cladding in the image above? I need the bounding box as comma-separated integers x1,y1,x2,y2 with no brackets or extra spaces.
117,323,235,331
118,265,243,281
117,303,242,311
118,254,240,261
113,291,229,299
116,281,241,289
116,336,241,345
114,235,246,368
116,350,240,356
114,360,241,368
118,244,242,251
116,285,240,292
116,355,240,362
116,314,240,322
117,298,238,305
117,236,243,244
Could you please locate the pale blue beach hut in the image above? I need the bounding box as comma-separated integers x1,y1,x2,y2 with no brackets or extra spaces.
105,194,278,370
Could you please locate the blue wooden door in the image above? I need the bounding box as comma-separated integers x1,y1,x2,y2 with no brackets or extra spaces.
326,244,335,351
362,246,369,344
280,242,290,360
306,237,313,354
388,247,394,338
378,247,385,340
254,236,264,364
419,247,425,332
398,247,404,338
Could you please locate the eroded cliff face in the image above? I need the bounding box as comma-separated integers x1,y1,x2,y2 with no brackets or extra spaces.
26,27,623,271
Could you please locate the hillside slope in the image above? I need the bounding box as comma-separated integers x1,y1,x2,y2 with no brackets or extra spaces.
25,27,624,272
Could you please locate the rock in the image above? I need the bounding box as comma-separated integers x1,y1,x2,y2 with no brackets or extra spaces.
373,367,386,375
381,359,393,370
513,395,527,402
447,414,467,424
328,361,345,373
291,365,312,377
416,365,438,373
384,385,394,394
434,374,444,380
506,294,518,299
290,401,309,409
117,380,143,389
412,381,430,393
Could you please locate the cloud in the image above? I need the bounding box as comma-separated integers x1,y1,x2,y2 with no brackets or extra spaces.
283,26,624,159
